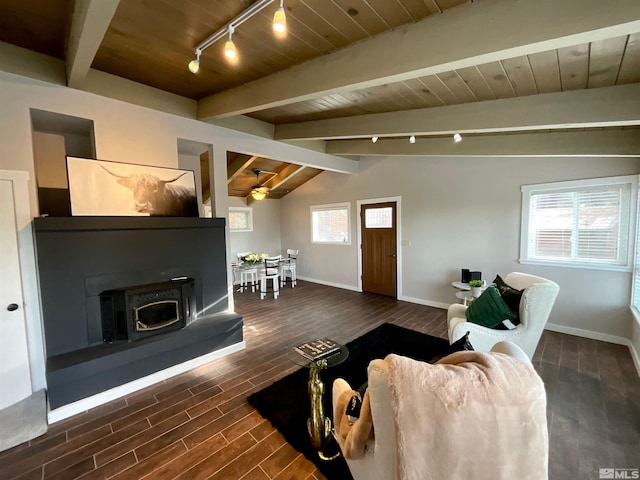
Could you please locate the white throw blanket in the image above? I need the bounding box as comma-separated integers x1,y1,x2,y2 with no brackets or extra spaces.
386,351,548,480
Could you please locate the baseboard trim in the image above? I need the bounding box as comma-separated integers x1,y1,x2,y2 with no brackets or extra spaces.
47,341,246,424
546,323,640,378
545,323,628,345
296,276,360,292
399,295,450,310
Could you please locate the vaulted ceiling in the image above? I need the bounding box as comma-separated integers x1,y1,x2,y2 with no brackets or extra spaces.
1,0,639,199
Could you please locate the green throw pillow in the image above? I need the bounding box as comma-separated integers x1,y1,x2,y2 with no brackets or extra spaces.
465,284,517,329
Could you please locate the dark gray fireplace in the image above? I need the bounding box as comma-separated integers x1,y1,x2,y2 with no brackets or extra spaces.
33,216,243,409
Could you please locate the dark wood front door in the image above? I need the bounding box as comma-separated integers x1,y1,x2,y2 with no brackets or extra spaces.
361,202,397,297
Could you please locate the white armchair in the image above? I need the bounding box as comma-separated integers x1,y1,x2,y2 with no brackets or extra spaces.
332,342,546,480
448,272,559,359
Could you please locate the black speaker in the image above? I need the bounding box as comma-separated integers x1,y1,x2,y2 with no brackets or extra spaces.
461,269,471,283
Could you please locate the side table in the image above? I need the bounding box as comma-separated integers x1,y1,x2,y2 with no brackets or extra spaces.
289,343,349,460
455,290,478,306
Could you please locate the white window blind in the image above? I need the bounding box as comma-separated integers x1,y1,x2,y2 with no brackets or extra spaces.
310,203,350,244
521,176,637,270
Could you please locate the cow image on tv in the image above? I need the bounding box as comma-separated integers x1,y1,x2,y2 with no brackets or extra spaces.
99,164,198,217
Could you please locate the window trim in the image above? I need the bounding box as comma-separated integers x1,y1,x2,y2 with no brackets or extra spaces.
310,202,351,245
630,176,640,316
520,175,637,272
228,207,253,232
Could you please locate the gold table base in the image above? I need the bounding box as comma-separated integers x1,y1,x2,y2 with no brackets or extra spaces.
306,358,341,460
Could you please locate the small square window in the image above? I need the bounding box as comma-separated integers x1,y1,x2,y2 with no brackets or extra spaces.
229,207,253,232
310,203,351,244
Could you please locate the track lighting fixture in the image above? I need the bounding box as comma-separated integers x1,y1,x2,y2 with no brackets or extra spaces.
224,26,237,60
409,135,416,144
371,136,378,143
454,133,462,143
188,49,201,73
187,0,286,73
273,0,286,33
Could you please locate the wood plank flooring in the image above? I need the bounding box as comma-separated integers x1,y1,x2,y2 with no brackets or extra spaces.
0,280,638,479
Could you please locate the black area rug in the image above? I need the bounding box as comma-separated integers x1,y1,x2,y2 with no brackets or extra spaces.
247,323,449,479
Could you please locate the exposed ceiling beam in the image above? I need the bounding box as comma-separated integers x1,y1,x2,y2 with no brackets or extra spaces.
66,0,121,88
197,0,640,119
275,84,640,140
206,115,275,139
227,155,259,183
265,164,306,190
325,130,640,157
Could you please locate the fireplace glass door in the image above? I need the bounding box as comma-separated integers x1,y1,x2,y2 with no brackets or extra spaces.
135,300,181,331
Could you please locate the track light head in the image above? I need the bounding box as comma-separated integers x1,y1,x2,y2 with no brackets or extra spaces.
188,49,201,74
273,1,286,34
409,135,416,144
224,26,237,60
371,136,378,143
224,40,237,59
454,133,462,143
188,59,199,74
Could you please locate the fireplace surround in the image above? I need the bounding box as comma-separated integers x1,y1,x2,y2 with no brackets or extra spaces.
33,216,243,410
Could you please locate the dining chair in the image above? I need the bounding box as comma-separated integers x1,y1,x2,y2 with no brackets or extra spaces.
236,252,258,293
260,256,281,299
280,249,298,288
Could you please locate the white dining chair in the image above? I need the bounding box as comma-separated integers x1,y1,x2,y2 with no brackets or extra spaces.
280,249,298,288
236,252,258,293
260,256,281,299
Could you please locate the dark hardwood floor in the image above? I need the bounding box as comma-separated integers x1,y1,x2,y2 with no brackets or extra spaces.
1,280,638,480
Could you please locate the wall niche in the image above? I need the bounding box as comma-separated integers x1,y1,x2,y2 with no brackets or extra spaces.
30,109,96,216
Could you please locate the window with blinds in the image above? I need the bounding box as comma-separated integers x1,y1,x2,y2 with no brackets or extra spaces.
520,176,637,270
310,203,351,244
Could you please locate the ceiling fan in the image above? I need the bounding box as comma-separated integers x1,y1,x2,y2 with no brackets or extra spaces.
228,168,290,200
250,169,272,200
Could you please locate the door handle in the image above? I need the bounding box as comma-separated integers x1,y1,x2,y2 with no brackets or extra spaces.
7,303,19,312
391,254,397,258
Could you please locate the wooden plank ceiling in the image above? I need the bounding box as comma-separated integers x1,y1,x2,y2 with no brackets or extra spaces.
0,0,639,199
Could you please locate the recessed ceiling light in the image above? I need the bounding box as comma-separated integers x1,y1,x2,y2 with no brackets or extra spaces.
371,136,378,143
409,135,416,144
454,133,462,143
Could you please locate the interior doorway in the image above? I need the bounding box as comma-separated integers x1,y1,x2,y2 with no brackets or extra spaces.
358,198,400,298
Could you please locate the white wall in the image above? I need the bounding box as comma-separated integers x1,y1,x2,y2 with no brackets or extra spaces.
280,155,640,340
228,197,282,259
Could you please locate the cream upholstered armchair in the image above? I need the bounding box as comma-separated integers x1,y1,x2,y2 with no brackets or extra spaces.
448,272,559,359
332,342,548,480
